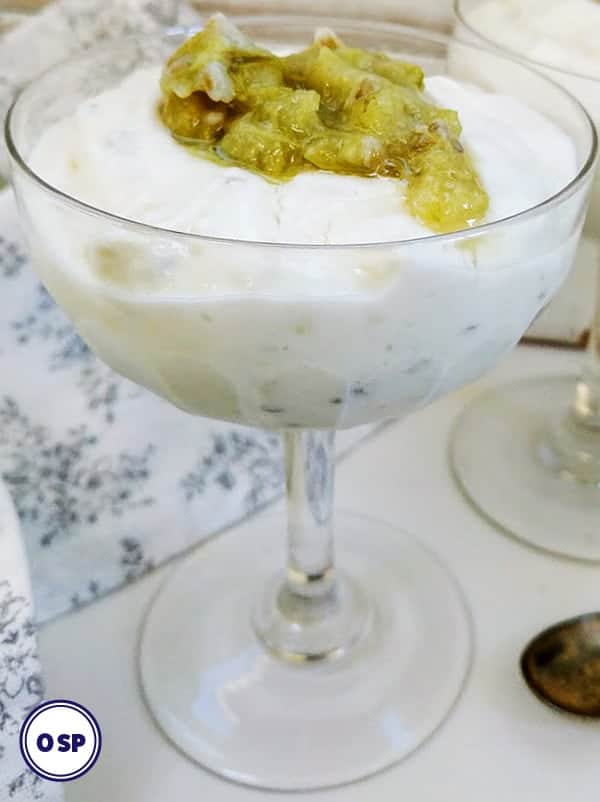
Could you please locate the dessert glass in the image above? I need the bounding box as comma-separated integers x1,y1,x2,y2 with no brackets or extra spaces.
6,16,597,790
452,0,600,561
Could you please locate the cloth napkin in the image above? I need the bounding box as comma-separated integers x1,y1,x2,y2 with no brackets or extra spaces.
0,482,61,801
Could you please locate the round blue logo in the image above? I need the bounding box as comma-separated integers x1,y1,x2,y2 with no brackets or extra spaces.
20,699,102,782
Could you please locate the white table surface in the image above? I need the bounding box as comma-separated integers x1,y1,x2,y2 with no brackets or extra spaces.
39,344,600,802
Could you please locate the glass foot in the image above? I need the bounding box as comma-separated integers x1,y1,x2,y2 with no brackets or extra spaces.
139,511,472,791
451,375,600,562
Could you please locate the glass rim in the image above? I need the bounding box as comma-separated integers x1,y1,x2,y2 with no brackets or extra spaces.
5,13,599,252
454,0,600,86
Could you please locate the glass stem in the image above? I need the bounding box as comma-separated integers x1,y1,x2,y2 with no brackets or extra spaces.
253,429,368,662
573,258,600,429
284,430,336,601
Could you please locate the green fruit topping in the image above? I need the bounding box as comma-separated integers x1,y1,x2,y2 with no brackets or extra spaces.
159,14,489,233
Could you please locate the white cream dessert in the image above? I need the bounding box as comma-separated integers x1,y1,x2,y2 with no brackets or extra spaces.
15,17,583,428
31,68,573,247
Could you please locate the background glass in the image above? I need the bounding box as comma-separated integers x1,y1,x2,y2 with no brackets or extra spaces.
452,0,600,561
7,16,596,789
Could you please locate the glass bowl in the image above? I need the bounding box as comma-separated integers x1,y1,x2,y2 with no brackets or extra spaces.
6,15,597,789
452,0,600,561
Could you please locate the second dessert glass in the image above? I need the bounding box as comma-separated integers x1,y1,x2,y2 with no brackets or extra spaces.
453,0,600,562
6,16,597,790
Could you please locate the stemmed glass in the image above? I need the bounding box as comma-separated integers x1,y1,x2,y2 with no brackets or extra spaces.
6,16,597,790
452,0,600,561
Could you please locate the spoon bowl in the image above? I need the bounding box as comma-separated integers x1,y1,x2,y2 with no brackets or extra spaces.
521,613,600,718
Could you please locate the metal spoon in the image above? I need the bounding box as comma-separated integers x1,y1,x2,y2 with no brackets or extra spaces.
521,613,600,717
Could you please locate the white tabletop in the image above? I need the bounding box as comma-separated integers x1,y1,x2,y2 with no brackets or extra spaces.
39,344,600,802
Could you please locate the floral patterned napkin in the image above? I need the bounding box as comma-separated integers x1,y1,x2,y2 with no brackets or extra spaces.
0,481,61,801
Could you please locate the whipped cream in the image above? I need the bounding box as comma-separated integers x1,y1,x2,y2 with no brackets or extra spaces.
17,63,582,428
31,66,573,248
